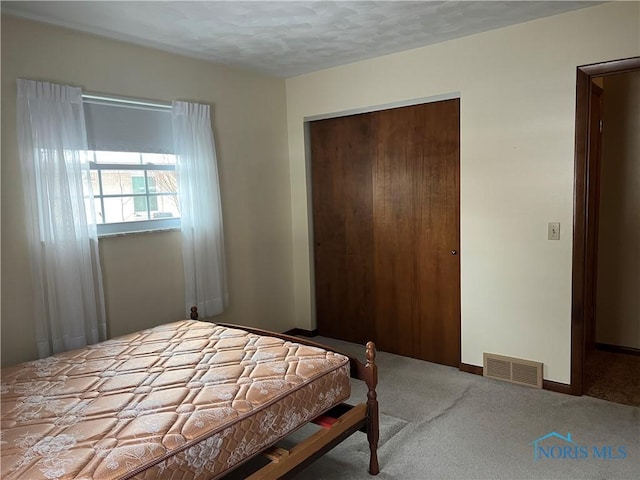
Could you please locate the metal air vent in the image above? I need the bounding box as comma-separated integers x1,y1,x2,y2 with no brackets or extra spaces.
483,353,542,388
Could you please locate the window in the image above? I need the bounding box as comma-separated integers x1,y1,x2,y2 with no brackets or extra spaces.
83,94,179,235
90,151,179,234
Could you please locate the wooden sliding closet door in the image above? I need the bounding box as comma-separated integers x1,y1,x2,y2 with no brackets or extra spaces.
373,100,460,366
310,99,460,367
310,113,375,344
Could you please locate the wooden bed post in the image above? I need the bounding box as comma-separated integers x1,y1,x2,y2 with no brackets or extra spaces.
365,341,380,475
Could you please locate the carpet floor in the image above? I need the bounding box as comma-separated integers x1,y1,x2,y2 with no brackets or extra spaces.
282,336,640,480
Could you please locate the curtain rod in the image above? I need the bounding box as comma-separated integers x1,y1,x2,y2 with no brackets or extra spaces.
82,92,172,110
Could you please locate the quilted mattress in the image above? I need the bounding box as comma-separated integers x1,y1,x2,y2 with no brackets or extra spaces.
0,320,351,480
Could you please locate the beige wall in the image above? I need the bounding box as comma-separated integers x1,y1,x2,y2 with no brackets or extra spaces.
1,16,294,366
285,2,640,383
596,71,640,349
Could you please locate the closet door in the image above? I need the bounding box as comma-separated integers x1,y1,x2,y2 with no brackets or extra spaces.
310,113,375,343
310,99,460,367
373,100,460,366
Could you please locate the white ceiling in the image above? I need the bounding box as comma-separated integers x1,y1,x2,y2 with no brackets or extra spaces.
2,1,600,77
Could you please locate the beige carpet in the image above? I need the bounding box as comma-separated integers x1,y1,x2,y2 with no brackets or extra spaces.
227,338,640,479
290,337,640,480
584,349,640,407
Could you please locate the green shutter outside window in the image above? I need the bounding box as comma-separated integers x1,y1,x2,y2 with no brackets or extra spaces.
132,176,157,214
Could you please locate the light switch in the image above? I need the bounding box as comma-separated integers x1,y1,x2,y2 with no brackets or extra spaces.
548,222,560,240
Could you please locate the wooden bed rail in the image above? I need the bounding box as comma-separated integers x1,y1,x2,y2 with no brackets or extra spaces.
189,306,380,475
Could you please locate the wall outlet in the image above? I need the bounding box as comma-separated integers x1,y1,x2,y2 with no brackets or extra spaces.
548,222,560,240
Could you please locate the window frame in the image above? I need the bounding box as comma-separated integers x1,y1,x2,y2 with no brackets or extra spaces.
90,160,180,236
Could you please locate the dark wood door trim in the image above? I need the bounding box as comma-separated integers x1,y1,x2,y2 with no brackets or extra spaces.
571,56,640,396
584,83,603,354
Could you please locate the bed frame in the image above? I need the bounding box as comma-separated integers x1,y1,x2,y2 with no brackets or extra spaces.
189,307,380,479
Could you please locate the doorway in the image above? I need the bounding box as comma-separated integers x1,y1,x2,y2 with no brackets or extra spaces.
571,57,640,401
310,99,461,367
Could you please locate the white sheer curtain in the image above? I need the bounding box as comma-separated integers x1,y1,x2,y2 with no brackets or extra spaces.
172,101,227,317
17,79,106,357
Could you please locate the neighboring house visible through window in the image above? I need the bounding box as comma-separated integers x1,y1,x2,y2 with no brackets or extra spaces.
83,94,180,235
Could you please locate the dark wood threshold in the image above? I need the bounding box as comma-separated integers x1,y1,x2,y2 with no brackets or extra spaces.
282,328,319,337
596,342,640,357
459,363,573,394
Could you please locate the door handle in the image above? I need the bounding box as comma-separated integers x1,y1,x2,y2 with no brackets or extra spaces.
451,250,457,255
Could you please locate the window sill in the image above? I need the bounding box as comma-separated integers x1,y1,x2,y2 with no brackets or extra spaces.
98,227,181,239
97,218,181,237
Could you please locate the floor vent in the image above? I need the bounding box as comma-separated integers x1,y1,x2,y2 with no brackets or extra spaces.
483,353,542,388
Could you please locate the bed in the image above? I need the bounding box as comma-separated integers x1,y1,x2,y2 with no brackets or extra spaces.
0,312,379,479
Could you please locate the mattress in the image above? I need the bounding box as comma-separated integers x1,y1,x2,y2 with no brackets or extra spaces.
0,320,351,480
